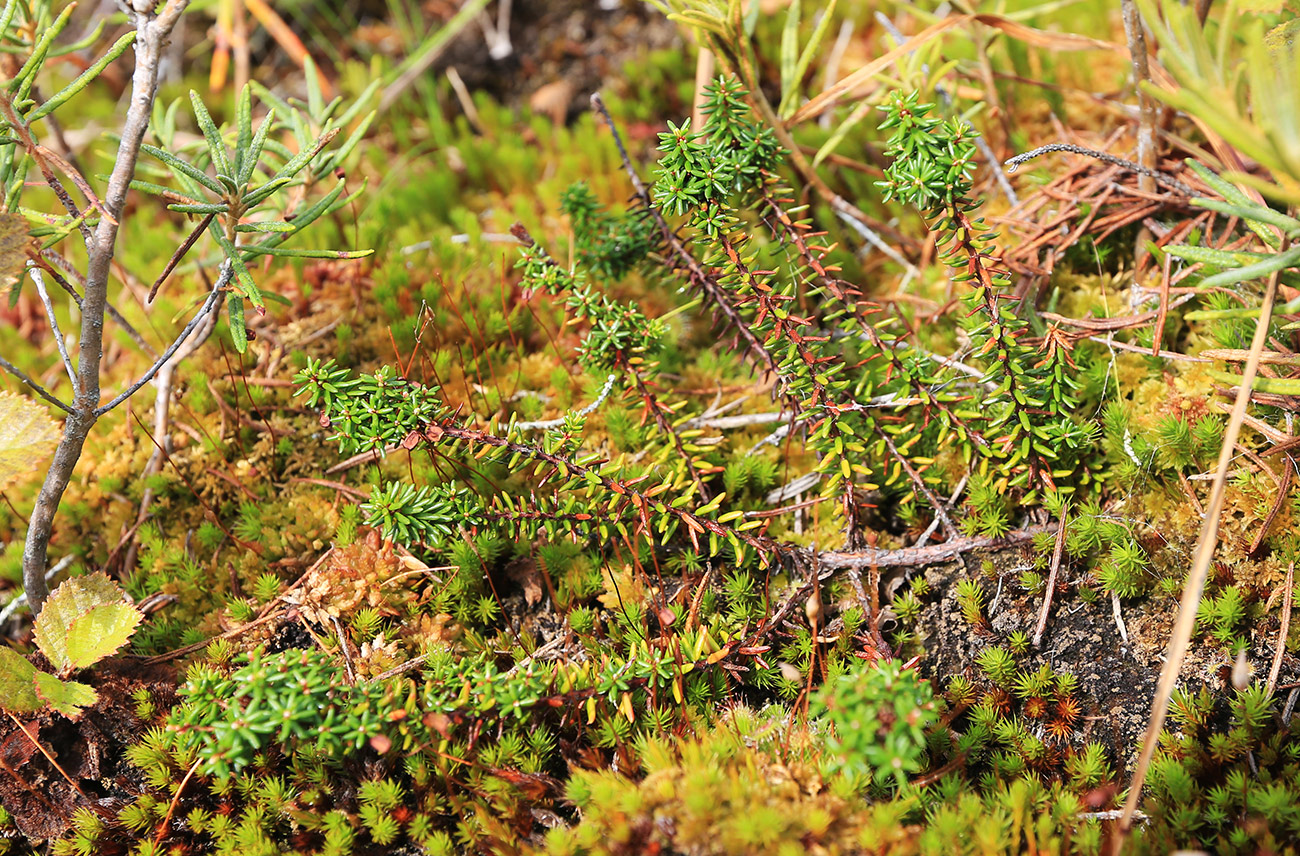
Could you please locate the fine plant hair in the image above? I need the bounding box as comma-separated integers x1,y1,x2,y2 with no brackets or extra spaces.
2,3,369,616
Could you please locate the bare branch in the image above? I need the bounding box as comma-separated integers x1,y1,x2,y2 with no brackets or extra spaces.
1005,143,1194,196
30,265,79,397
23,4,193,617
95,264,230,417
40,249,159,358
0,354,73,414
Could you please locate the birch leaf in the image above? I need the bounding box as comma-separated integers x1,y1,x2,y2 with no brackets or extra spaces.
33,573,143,674
0,390,60,491
33,671,97,720
0,646,40,714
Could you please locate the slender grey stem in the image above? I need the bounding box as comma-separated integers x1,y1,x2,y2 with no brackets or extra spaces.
41,249,159,358
1121,0,1157,195
0,556,72,627
0,354,73,413
833,207,918,275
23,4,191,618
31,264,80,398
513,373,617,431
95,264,229,417
1004,143,1194,196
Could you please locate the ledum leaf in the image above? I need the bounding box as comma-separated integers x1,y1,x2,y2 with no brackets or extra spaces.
253,178,363,250
238,107,276,187
305,55,324,117
228,291,247,353
318,110,375,174
248,81,294,119
1209,369,1300,395
779,0,801,110
233,85,253,182
240,246,373,259
1164,245,1273,268
208,224,263,311
781,0,839,120
128,178,204,206
261,126,341,188
235,220,295,233
168,203,229,215
241,176,293,208
337,78,381,127
1186,293,1300,320
9,4,72,102
1197,245,1300,288
29,30,136,122
34,671,97,719
140,143,224,195
1191,197,1300,235
0,1,18,40
189,90,231,180
49,18,107,58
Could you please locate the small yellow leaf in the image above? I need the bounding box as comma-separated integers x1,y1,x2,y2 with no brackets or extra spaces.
0,390,60,491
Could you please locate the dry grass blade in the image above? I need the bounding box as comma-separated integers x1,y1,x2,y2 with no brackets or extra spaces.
1267,562,1294,697
790,14,1114,126
788,16,969,125
1114,243,1286,851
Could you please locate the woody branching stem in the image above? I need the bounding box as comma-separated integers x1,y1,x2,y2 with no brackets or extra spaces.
879,92,1090,495
295,81,1091,664
12,0,366,616
20,2,191,616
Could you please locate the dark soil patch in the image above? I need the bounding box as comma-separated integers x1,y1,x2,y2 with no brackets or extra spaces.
435,0,683,120
0,658,177,841
914,546,1300,770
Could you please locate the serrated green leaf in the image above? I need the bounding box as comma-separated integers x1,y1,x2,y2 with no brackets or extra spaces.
65,603,144,670
33,671,96,720
0,389,59,492
0,645,41,714
33,573,142,674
